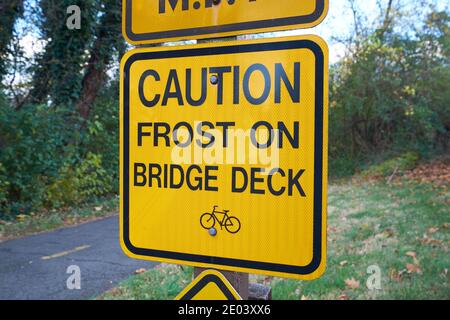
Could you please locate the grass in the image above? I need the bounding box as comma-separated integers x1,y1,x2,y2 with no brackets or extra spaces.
0,196,119,241
268,179,449,300
98,265,194,300
98,176,449,300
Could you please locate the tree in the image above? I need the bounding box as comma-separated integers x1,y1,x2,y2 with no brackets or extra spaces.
329,1,449,172
0,0,24,82
77,0,125,119
29,0,97,106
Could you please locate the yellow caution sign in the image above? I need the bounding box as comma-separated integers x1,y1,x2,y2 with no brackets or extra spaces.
120,35,328,280
175,270,242,300
123,0,329,44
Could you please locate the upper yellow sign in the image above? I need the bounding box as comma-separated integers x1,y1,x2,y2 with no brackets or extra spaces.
123,0,329,45
175,270,242,300
120,35,328,280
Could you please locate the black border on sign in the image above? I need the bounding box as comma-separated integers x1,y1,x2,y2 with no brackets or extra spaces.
122,39,325,276
178,274,239,300
125,0,327,42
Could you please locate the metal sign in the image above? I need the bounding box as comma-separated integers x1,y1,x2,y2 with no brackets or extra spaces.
175,270,242,300
120,35,328,280
123,0,329,45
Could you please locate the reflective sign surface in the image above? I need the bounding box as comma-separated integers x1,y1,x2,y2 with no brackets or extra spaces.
123,0,329,44
120,36,328,280
175,270,242,300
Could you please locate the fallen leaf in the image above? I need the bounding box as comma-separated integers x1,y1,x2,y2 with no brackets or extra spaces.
339,260,348,266
16,214,28,221
406,263,422,274
134,268,146,274
300,295,309,300
428,227,439,234
443,223,449,229
345,278,360,289
390,269,402,282
383,228,395,237
94,206,103,212
405,251,416,258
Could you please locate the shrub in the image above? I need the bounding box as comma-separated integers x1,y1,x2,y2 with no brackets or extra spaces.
82,82,119,193
0,86,119,217
362,152,421,177
329,11,449,177
0,100,75,215
45,152,112,207
0,162,9,205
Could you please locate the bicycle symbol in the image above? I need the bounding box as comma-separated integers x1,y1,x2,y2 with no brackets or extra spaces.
200,206,241,234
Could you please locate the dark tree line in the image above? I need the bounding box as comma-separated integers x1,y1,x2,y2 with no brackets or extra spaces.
0,1,24,82
1,0,124,117
0,0,124,215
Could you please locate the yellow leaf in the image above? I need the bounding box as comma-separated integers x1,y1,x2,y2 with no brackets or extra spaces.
16,214,28,221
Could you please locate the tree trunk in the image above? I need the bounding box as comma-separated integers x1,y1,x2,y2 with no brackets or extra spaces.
76,39,109,119
76,1,122,119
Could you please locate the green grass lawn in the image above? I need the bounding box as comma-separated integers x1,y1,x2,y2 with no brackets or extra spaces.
98,177,449,300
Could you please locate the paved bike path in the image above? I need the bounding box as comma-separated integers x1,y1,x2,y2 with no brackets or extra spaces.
0,216,158,300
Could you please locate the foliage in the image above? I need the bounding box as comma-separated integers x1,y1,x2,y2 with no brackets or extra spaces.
45,152,112,207
329,10,450,176
0,98,71,215
30,0,98,105
77,0,124,119
0,87,118,218
0,162,9,204
0,0,24,80
82,81,120,193
362,151,420,177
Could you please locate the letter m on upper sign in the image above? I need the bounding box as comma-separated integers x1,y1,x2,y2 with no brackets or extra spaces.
159,0,189,13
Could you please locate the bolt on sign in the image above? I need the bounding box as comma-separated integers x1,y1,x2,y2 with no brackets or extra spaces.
120,35,328,280
123,0,329,45
175,270,242,300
